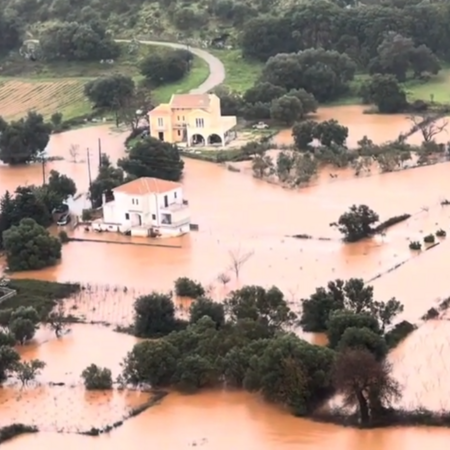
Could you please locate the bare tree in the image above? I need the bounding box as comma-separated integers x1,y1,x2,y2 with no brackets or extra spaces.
217,272,231,288
14,359,46,388
46,303,68,337
228,247,254,279
332,349,401,426
69,144,80,163
408,114,448,143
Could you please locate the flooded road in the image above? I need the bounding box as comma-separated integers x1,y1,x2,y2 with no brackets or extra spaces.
2,105,450,448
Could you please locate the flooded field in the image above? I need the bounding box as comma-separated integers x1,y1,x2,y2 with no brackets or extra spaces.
272,106,449,147
2,105,450,448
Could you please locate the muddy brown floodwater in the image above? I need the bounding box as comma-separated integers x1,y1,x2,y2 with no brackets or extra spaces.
2,105,450,448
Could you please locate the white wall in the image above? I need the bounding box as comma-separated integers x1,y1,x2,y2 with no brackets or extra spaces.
153,188,184,226
104,187,187,229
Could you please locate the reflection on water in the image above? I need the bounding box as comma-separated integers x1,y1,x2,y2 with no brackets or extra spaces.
2,106,450,448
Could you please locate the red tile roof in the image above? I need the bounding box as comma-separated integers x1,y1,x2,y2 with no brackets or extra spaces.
113,177,181,195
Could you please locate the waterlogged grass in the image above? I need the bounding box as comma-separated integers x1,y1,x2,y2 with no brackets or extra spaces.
210,49,263,92
0,279,80,316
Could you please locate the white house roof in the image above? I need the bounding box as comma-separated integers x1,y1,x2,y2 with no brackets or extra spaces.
113,177,181,195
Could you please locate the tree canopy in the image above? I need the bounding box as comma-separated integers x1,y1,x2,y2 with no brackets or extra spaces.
39,20,120,61
0,112,52,165
140,49,193,86
118,137,184,181
3,218,62,271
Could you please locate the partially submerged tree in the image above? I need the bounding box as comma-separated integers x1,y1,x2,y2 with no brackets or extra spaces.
132,292,180,338
408,114,448,143
330,204,379,242
228,247,254,279
3,218,62,271
0,345,20,382
14,359,46,387
81,363,113,390
332,349,400,426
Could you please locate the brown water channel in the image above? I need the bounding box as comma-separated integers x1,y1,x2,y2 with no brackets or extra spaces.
2,105,450,448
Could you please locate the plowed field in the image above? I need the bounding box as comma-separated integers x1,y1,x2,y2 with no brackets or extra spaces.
0,79,89,120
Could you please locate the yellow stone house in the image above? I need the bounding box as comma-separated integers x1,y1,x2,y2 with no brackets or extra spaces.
148,93,237,147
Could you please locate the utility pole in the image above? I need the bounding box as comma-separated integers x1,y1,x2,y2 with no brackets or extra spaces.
98,138,102,170
86,148,92,187
41,158,46,185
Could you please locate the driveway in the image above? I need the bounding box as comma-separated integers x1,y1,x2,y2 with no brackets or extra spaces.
116,39,226,94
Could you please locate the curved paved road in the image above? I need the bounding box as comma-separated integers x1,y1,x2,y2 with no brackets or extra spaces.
116,39,226,94
25,38,226,93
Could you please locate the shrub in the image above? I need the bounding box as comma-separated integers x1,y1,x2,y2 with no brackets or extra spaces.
385,320,415,348
82,209,94,221
424,234,435,244
409,240,422,250
58,230,69,243
374,213,411,233
422,307,439,321
81,364,113,390
174,277,205,298
0,424,37,444
436,229,446,237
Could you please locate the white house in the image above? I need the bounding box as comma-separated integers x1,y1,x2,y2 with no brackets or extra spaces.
92,177,191,237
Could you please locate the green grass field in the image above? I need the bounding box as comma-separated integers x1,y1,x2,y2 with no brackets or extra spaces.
210,49,263,92
329,67,450,107
404,68,450,104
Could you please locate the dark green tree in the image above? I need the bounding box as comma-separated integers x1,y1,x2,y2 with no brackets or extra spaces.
312,119,348,147
0,345,20,382
89,154,124,208
84,74,136,126
11,186,52,227
225,285,296,334
0,112,52,165
270,95,304,125
40,21,120,61
0,12,21,55
140,49,192,86
118,137,184,182
121,339,179,386
2,218,62,271
245,334,335,415
261,49,356,102
132,292,179,338
243,82,287,105
360,74,407,114
326,311,380,349
292,120,317,150
189,297,225,329
47,170,77,201
337,326,388,361
172,354,217,393
331,204,379,242
9,318,37,344
81,364,113,390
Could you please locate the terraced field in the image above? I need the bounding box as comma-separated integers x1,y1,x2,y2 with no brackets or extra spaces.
0,79,89,120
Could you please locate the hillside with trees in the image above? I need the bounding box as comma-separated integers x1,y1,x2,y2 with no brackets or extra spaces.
1,0,450,117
